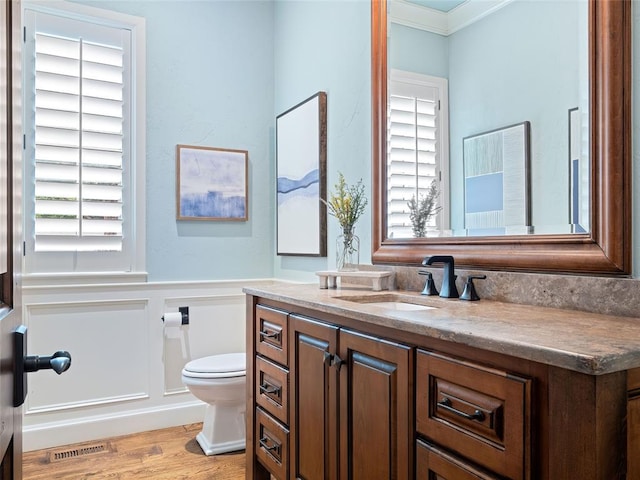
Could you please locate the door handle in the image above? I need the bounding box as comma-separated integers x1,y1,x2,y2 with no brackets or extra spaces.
13,325,72,407
25,350,71,375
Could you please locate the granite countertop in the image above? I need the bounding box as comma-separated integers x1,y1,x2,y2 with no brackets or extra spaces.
243,282,640,376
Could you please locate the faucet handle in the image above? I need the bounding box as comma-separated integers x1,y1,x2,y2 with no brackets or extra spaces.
418,270,439,296
460,275,486,301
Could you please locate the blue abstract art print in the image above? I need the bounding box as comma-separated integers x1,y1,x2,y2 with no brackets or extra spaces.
276,92,327,256
176,145,248,221
463,122,531,236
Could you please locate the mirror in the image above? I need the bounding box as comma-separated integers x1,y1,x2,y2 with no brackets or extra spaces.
371,0,631,274
387,0,589,239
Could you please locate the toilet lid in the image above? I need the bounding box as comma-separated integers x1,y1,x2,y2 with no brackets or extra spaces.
183,353,245,376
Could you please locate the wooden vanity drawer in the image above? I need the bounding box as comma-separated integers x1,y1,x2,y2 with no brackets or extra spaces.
255,407,289,480
416,349,531,480
256,305,288,367
417,440,502,480
256,355,288,424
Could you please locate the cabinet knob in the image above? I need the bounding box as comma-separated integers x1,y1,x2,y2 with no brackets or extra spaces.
331,354,344,371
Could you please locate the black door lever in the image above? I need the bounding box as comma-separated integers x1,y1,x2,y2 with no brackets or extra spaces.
14,325,72,407
24,350,71,374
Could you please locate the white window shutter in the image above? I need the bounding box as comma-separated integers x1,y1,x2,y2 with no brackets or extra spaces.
34,32,124,252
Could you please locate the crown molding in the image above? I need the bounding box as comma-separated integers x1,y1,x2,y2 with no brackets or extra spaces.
389,0,514,36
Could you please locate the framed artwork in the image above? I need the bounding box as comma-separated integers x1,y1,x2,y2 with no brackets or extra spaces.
463,122,531,236
276,91,327,256
569,107,587,233
176,145,248,221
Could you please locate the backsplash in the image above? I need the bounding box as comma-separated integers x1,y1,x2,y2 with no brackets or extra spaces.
355,265,640,319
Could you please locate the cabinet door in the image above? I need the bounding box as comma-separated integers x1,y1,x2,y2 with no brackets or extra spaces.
629,396,640,478
338,329,413,480
290,315,339,480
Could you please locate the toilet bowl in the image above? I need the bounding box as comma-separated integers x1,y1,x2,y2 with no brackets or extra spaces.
181,352,246,455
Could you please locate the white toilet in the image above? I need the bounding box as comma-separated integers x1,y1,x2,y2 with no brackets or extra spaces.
181,352,246,456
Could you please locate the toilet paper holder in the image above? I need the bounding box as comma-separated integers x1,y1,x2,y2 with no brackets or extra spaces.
162,306,189,325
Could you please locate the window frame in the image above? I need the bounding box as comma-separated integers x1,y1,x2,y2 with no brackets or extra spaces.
22,0,146,282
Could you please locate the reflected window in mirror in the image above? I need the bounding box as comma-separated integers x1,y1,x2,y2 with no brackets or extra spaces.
388,70,449,239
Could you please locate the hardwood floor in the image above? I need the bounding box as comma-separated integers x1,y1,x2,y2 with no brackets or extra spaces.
23,423,245,479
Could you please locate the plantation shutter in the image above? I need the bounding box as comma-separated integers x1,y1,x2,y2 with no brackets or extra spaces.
34,32,124,252
387,86,439,239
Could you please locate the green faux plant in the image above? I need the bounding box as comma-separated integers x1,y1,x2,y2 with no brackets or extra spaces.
407,179,441,238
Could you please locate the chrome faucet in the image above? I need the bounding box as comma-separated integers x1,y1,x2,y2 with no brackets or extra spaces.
422,255,459,299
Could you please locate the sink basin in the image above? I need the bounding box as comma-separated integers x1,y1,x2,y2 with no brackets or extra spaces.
364,301,436,311
335,293,437,311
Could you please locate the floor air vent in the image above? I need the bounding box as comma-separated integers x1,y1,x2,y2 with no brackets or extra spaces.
49,443,111,462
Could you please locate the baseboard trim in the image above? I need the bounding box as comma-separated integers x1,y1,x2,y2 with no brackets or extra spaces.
23,401,206,452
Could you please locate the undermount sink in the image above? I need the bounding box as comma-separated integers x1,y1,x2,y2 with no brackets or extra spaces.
335,293,437,311
365,301,436,311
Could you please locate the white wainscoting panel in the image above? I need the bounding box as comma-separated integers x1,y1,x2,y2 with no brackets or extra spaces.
21,278,276,451
25,299,150,412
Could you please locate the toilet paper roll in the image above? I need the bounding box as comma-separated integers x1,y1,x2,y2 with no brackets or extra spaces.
163,312,183,328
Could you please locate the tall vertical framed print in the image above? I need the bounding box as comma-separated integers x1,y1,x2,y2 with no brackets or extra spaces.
276,92,327,256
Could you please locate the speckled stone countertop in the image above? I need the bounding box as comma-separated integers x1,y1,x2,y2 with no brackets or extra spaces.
244,282,640,376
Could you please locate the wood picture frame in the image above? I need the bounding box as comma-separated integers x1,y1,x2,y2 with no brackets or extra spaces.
176,144,248,221
276,92,327,256
568,107,587,233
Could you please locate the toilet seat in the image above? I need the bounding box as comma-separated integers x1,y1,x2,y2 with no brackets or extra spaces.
182,353,246,379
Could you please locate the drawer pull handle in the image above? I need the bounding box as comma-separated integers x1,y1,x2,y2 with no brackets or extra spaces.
259,329,280,340
438,397,485,422
259,436,280,453
260,382,281,396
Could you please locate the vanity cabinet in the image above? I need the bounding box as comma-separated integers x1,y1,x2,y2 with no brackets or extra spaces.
248,303,412,480
627,369,640,479
416,350,531,480
416,440,502,480
246,292,638,480
289,314,412,480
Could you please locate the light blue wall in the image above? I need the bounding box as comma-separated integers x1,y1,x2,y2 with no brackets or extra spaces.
75,0,275,281
390,23,449,79
272,0,371,281
69,1,640,279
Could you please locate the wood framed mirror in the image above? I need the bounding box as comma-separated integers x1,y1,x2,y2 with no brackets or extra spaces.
372,0,631,275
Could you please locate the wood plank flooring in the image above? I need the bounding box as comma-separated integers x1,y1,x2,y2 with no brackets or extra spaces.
23,423,245,480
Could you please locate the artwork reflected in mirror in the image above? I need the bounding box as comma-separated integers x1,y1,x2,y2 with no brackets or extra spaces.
387,0,588,238
463,122,530,236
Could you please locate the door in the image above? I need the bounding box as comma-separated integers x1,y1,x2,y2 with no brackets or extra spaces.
1,0,23,478
338,329,413,480
289,315,338,480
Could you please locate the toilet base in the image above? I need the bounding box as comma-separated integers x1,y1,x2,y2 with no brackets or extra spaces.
196,432,245,456
196,402,246,456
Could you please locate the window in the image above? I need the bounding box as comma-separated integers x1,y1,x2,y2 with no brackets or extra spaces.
387,70,449,239
23,2,145,278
